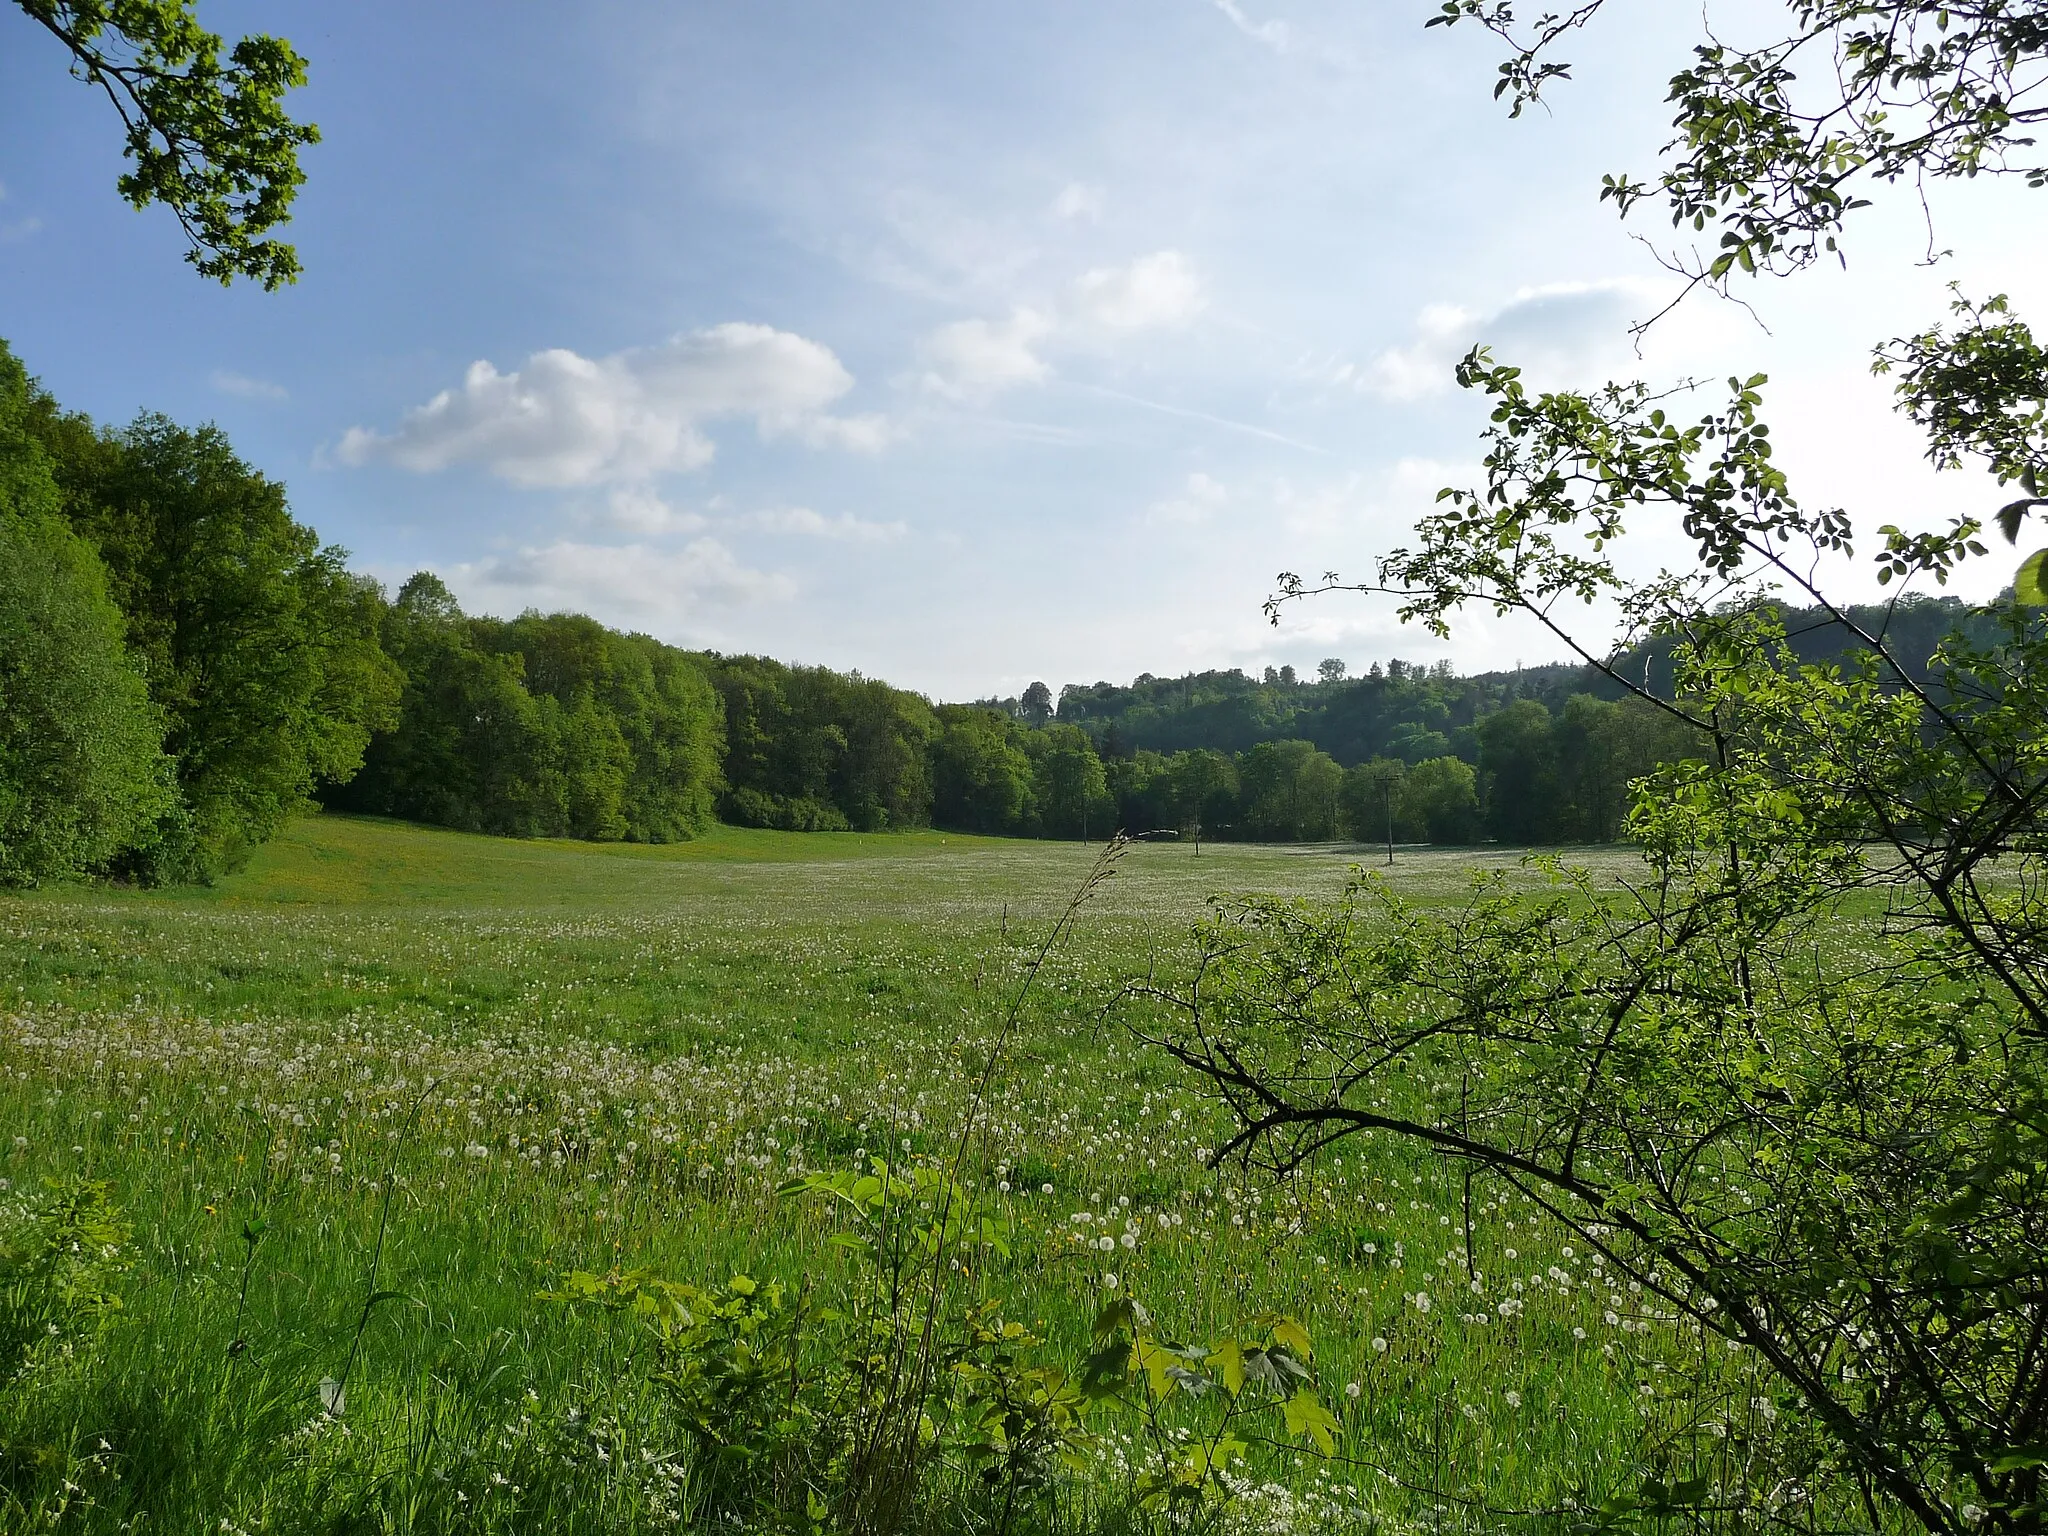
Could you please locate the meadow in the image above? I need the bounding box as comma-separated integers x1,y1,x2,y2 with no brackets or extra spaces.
0,815,1815,1534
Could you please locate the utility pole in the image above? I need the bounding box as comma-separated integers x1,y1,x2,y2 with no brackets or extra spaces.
1382,776,1395,866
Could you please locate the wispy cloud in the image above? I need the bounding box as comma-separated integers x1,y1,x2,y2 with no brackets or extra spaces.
452,537,794,618
919,309,1054,401
1074,382,1327,454
0,181,41,244
1146,471,1231,527
1209,0,1291,52
739,506,907,542
917,251,1205,400
211,369,289,401
1051,182,1104,222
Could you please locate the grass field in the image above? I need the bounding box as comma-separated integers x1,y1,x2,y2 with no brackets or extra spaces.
0,815,1800,1534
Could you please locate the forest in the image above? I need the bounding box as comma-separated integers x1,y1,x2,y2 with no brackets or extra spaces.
3,333,2000,885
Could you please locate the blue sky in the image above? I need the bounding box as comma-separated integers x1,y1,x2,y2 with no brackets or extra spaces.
5,0,2045,700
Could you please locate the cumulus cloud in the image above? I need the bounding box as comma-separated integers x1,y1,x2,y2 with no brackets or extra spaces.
1071,250,1203,332
335,323,888,487
920,309,1055,400
918,251,1204,400
211,369,288,401
452,537,793,617
1363,280,1664,401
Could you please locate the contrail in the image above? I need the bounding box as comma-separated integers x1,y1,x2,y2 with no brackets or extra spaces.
1068,383,1331,454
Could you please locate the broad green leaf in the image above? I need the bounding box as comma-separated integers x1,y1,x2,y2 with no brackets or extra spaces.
1282,1390,1339,1454
1270,1316,1313,1359
1214,1337,1246,1396
2016,547,2048,606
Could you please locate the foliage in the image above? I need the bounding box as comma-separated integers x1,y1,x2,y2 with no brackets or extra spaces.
1223,0,2048,1513
1224,340,2048,1535
14,0,318,286
31,406,400,879
1428,0,2048,292
933,707,1039,834
706,653,937,833
0,1178,127,1391
1395,754,1477,844
1236,740,1343,842
1877,289,2048,591
0,346,169,885
334,576,724,844
1023,725,1115,840
544,1269,830,1526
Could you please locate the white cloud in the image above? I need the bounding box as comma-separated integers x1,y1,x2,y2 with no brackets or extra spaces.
1209,0,1291,52
599,485,708,535
1146,471,1230,526
452,537,793,616
336,323,885,487
918,251,1204,399
211,369,289,401
1051,182,1104,222
1071,250,1204,332
740,506,907,542
919,308,1054,400
1364,280,1666,401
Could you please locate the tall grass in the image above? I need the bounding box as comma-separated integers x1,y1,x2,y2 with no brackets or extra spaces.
0,814,1874,1531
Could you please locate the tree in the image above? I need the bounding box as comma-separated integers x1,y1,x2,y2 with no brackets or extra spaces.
1395,754,1478,844
1025,724,1110,839
932,708,1034,834
35,411,399,877
1019,680,1053,726
1427,1,2048,301
0,344,169,884
13,0,318,286
1194,6,2048,1523
332,576,556,837
1317,657,1346,683
1236,739,1341,841
1166,748,1237,851
1338,756,1405,862
1477,697,1563,843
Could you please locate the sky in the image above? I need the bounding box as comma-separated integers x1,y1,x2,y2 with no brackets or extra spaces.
4,0,2046,701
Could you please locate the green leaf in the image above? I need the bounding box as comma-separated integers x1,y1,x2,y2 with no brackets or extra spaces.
1282,1390,1339,1454
1988,1445,2048,1473
2016,547,2048,606
1213,1337,1246,1396
1270,1316,1313,1359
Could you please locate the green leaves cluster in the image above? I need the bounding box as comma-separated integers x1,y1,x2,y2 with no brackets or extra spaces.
547,1155,1339,1532
3,340,394,884
0,1178,128,1391
0,350,170,885
712,657,937,833
332,577,723,843
1429,1,2048,291
17,0,317,287
1205,345,2048,1529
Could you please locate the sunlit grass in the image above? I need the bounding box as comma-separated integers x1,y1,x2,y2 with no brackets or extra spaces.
0,814,1807,1532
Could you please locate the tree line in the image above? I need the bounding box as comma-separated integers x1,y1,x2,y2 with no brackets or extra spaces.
0,334,1980,884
